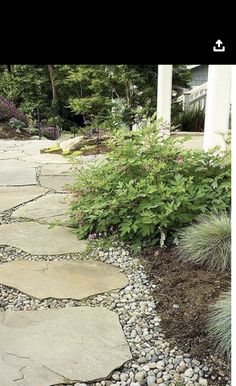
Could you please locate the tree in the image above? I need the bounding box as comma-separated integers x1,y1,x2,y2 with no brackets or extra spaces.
47,65,57,102
0,64,192,128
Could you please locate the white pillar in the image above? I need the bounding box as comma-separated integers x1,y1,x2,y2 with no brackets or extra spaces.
157,65,173,133
203,65,231,151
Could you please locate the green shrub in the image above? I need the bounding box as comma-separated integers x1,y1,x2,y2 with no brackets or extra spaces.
176,214,231,272
208,290,231,362
8,118,26,130
69,123,231,250
27,127,39,136
173,109,205,132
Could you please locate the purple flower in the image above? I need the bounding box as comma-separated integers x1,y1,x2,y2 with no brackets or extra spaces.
0,96,28,124
40,126,60,140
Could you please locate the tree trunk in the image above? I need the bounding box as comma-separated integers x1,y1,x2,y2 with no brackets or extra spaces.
126,81,131,107
47,65,57,102
6,65,14,73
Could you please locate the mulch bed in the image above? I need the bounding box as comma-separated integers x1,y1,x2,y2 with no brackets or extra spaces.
0,123,31,140
81,143,110,155
141,247,231,383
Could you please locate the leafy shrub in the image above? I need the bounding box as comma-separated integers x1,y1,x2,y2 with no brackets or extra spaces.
27,127,39,136
176,214,231,272
173,109,205,132
40,126,60,140
69,124,231,250
0,96,28,124
8,118,26,130
208,290,231,362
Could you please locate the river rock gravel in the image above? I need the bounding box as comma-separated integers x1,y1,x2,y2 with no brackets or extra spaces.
0,241,230,386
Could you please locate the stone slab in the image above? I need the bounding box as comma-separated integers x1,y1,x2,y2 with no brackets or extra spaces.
12,193,71,223
181,136,203,150
0,222,88,255
21,154,70,164
0,186,48,212
39,175,76,192
0,259,128,300
0,150,26,160
0,159,40,169
40,163,74,176
0,167,37,186
0,307,132,386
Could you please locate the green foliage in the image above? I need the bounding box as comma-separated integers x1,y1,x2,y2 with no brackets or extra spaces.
27,127,39,136
67,64,191,128
69,122,231,250
176,214,231,272
0,66,52,118
8,118,26,130
0,64,192,131
208,290,231,362
173,109,205,132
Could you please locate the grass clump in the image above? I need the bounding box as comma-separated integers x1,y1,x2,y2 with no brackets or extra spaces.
208,290,231,362
176,213,231,272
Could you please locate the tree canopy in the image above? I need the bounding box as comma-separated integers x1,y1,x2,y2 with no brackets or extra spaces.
0,64,191,129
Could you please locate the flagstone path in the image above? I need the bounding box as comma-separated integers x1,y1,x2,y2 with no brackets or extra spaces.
0,307,132,385
12,193,71,223
0,260,128,300
0,139,131,386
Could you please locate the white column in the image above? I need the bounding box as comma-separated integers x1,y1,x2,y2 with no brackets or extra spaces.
157,65,173,134
203,65,231,151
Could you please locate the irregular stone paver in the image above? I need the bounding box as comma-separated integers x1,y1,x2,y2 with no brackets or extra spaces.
40,163,74,176
39,175,76,192
0,159,39,169
0,167,37,186
21,154,70,164
0,186,48,212
12,193,71,223
0,222,87,255
0,307,132,386
0,150,26,160
181,135,203,150
0,260,128,300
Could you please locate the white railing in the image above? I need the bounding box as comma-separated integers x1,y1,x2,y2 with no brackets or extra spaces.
177,83,208,111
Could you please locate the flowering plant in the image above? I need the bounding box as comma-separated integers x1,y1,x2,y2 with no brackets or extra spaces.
40,126,60,140
0,96,28,124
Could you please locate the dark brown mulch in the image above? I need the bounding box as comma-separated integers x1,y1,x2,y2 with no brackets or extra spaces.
141,247,231,383
0,123,31,140
81,143,110,155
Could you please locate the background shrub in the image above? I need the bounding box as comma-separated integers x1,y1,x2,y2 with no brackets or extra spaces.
0,96,28,124
208,290,231,362
176,214,231,272
40,126,60,140
9,118,26,131
173,109,205,132
69,124,231,250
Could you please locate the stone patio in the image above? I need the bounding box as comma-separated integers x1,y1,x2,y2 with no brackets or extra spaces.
0,139,131,386
40,163,74,176
0,166,37,186
0,222,88,254
39,175,76,192
0,307,132,386
0,260,128,300
12,193,71,223
0,186,48,212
